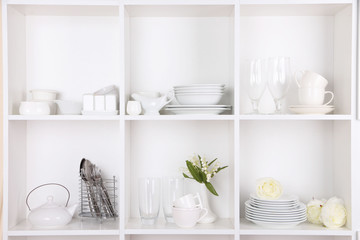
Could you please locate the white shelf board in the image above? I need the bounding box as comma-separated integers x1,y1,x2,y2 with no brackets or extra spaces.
240,3,351,16
125,218,234,235
7,4,119,16
240,218,353,236
6,0,120,6
125,114,235,121
125,4,234,17
8,115,122,121
239,114,352,120
8,219,120,236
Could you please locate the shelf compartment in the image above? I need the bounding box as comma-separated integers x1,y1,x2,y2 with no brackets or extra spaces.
6,121,121,231
6,4,121,115
239,3,353,115
240,218,353,236
124,120,235,227
8,219,120,236
239,120,351,229
125,218,234,234
124,4,236,114
238,114,352,120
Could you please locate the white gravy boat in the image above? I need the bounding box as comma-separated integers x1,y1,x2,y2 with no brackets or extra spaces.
131,92,174,115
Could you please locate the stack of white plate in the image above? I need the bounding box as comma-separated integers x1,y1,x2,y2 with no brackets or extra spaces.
245,193,306,228
173,84,225,105
165,84,230,115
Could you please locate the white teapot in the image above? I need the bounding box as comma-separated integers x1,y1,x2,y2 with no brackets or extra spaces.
27,183,77,227
131,92,174,115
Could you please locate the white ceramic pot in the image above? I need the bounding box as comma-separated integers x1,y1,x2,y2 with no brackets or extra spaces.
19,101,55,115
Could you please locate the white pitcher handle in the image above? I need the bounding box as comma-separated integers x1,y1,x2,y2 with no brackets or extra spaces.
324,91,334,106
294,70,304,88
165,90,175,105
194,192,203,209
197,208,208,222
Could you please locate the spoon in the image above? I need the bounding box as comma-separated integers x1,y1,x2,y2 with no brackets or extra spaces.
80,158,100,216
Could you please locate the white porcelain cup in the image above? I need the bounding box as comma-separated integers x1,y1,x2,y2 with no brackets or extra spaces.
298,88,334,105
295,70,328,88
127,101,142,115
172,206,208,228
173,193,203,209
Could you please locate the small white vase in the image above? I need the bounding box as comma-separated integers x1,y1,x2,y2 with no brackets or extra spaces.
198,183,217,223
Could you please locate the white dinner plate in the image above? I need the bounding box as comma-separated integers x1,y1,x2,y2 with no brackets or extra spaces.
245,214,307,222
245,211,306,220
245,200,306,213
250,200,299,207
164,107,231,115
174,84,225,88
245,208,306,217
166,105,231,108
250,193,299,202
245,217,306,228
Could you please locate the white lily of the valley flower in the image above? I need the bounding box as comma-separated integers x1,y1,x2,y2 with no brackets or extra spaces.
320,197,347,228
256,177,283,200
307,198,326,224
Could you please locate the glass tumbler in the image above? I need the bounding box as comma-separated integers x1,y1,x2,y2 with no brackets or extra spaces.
138,177,161,225
162,177,184,223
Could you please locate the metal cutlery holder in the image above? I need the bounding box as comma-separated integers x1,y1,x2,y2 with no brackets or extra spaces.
79,173,118,221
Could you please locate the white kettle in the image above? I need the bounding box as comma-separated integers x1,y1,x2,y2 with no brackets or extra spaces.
27,183,77,227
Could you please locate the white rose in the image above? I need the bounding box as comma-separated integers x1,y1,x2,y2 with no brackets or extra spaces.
320,197,347,228
256,177,283,200
306,198,326,224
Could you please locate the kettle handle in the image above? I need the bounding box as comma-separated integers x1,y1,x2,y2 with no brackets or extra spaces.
26,183,70,211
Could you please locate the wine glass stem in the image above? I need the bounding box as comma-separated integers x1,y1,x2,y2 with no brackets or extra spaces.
251,100,259,114
274,99,282,113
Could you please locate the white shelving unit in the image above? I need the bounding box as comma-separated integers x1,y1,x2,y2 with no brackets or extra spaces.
2,0,359,240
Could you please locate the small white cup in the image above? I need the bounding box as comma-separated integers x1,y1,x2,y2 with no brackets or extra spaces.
173,193,203,209
172,207,208,228
295,70,328,89
298,88,334,105
127,101,142,115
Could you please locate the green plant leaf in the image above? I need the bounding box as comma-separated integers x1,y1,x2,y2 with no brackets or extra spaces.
205,182,218,196
216,166,228,173
208,158,217,166
197,166,207,182
186,160,202,183
183,173,192,179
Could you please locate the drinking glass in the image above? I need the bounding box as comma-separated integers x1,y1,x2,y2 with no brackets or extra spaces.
138,177,161,225
162,177,184,223
267,57,291,114
245,59,267,114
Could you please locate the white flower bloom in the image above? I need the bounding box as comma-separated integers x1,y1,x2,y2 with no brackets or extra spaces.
256,177,283,200
307,198,326,224
320,197,347,228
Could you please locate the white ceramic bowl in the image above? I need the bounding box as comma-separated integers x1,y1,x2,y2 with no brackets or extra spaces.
55,100,82,115
174,89,224,94
30,89,58,101
175,93,223,105
19,101,53,115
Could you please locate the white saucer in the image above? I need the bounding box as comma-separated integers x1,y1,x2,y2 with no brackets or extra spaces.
166,105,231,108
164,107,231,115
289,106,334,115
289,105,334,108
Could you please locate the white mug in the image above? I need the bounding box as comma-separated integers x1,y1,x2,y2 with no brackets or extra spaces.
295,70,328,89
127,101,142,115
173,193,203,209
298,88,334,105
172,206,208,228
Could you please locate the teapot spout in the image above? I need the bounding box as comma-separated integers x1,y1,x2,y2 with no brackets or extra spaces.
66,204,78,217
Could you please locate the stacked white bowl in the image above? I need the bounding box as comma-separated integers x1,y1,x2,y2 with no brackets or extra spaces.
174,84,225,105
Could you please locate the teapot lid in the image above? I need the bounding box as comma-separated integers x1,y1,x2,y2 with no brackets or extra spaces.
39,195,61,209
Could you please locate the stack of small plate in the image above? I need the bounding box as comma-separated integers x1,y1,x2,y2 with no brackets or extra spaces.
165,84,231,115
245,193,306,228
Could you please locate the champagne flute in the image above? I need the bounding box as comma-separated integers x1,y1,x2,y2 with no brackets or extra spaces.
267,57,291,114
245,59,267,114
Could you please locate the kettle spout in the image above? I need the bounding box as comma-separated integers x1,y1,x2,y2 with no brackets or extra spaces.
66,203,78,217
